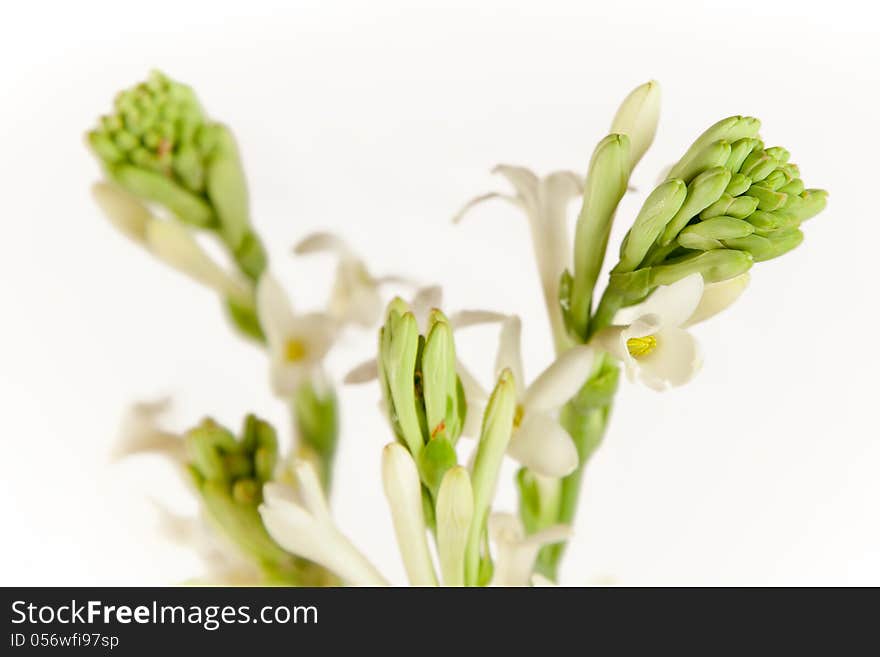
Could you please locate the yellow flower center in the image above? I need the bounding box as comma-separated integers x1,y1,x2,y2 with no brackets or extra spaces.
513,404,525,429
626,335,657,359
285,338,308,362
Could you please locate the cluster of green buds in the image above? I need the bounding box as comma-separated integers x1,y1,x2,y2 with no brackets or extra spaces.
88,71,267,334
583,115,828,336
185,414,332,585
377,299,467,503
377,299,523,585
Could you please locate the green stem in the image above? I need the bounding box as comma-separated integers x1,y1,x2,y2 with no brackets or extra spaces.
529,355,620,581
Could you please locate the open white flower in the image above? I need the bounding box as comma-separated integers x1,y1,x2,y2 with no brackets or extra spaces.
343,285,505,384
454,166,582,346
489,513,571,587
596,272,750,391
256,273,338,397
294,232,404,328
259,460,388,586
92,182,251,305
461,316,597,478
111,397,186,464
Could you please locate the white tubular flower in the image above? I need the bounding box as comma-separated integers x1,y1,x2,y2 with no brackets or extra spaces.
112,398,186,464
382,444,438,586
461,316,597,478
256,273,338,397
454,166,582,347
343,285,504,384
596,272,749,391
610,80,661,171
489,513,571,587
293,232,386,328
92,183,251,304
259,460,388,586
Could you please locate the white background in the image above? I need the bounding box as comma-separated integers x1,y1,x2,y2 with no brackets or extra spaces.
1,0,878,586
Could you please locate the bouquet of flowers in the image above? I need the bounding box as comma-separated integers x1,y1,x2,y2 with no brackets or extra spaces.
90,72,827,586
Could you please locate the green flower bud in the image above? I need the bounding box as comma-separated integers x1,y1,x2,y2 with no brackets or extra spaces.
783,189,828,222
616,179,687,273
422,311,462,442
380,305,424,458
761,168,793,191
723,228,804,261
740,152,778,182
745,209,800,235
778,178,805,196
678,233,723,251
89,71,265,281
764,146,790,164
744,184,788,212
660,167,732,245
725,138,763,173
725,172,752,197
108,164,214,226
669,115,760,181
465,369,517,586
571,134,631,338
699,192,759,220
680,216,755,242
650,249,754,286
668,139,732,185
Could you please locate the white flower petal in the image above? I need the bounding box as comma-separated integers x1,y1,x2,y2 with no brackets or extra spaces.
293,460,331,522
113,398,185,463
290,312,339,363
343,359,379,384
489,513,568,587
613,273,704,330
448,309,507,330
522,345,596,413
92,182,152,243
495,316,525,398
256,273,296,353
492,164,540,212
260,494,388,586
508,412,578,477
451,191,516,224
637,327,702,390
292,231,353,258
382,444,438,586
684,272,750,327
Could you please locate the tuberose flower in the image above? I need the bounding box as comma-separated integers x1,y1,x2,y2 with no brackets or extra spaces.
255,273,338,397
460,316,597,478
596,272,749,390
293,232,401,328
259,460,388,586
489,513,571,587
112,397,186,464
454,166,582,346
